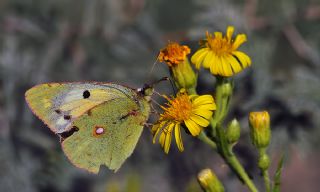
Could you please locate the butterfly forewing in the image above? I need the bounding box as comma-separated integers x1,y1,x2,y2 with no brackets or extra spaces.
25,83,133,133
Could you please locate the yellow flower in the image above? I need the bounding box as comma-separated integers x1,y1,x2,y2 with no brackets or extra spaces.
158,42,191,67
152,90,216,154
191,26,251,77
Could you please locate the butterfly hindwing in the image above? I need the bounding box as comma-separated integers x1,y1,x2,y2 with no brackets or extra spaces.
62,96,150,173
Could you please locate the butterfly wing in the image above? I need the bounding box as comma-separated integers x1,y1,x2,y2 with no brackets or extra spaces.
25,82,151,173
25,83,134,133
62,96,150,173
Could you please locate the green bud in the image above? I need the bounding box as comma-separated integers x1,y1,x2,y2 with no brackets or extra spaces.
198,169,224,192
226,119,241,144
171,58,197,90
258,153,270,171
220,80,232,98
249,111,271,149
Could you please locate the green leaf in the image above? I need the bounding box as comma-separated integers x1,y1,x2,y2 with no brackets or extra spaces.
272,155,285,192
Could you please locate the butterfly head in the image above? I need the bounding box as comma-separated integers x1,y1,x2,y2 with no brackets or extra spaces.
137,84,154,101
137,77,169,101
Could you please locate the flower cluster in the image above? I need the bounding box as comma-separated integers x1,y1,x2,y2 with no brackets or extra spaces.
153,26,252,153
151,25,277,192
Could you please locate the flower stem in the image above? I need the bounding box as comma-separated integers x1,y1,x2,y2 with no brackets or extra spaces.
216,125,258,192
197,131,217,149
263,170,271,192
212,77,258,192
259,149,271,192
188,78,258,192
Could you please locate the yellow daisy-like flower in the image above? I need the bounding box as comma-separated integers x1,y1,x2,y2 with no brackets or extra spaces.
152,90,216,154
158,42,191,67
191,26,251,77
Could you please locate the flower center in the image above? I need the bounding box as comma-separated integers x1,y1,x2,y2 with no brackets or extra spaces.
158,42,191,66
206,34,233,57
162,93,193,122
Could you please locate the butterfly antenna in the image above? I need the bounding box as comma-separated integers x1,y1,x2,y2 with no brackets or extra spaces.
167,77,177,95
146,55,160,83
153,90,170,100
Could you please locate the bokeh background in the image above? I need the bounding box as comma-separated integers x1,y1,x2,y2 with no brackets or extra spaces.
1,0,320,191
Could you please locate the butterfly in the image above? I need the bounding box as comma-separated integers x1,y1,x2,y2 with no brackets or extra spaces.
25,82,153,173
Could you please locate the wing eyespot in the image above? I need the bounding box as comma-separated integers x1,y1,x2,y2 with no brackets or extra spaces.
93,125,107,138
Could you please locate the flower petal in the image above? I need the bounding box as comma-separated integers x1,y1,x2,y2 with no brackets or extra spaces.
193,109,213,119
226,55,242,74
197,102,216,111
232,34,247,50
202,51,214,69
226,26,235,42
152,121,168,143
174,124,184,152
220,56,233,76
191,48,209,69
232,51,251,68
209,54,220,75
163,123,174,153
214,32,222,39
184,119,201,136
215,55,224,75
152,124,160,143
159,132,165,148
193,95,214,106
190,114,210,127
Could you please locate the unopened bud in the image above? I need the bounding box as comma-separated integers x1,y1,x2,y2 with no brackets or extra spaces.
258,153,270,171
171,58,197,90
249,111,271,148
226,119,241,144
197,168,224,192
158,42,196,90
220,81,232,97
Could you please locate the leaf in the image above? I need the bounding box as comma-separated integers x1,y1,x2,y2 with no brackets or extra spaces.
272,154,285,192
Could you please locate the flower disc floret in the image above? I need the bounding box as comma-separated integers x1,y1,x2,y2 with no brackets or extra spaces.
158,42,191,66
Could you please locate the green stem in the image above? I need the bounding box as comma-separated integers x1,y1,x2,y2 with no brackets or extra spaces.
209,77,232,138
259,149,271,192
197,131,217,149
263,170,271,192
187,87,197,95
187,78,258,192
213,77,258,192
216,125,258,192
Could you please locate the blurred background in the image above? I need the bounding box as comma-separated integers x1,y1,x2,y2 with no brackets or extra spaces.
1,0,320,191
